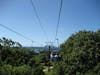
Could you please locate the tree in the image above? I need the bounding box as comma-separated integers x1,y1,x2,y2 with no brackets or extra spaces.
53,30,100,75
0,37,45,75
0,37,22,48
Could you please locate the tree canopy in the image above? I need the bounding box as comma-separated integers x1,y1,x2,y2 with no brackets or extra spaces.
0,37,45,75
53,30,100,75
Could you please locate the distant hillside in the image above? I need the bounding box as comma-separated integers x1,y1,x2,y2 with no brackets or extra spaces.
24,46,60,51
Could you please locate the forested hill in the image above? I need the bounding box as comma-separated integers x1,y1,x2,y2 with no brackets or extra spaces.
0,30,100,75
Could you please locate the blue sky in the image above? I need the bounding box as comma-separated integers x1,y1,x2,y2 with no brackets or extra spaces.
0,0,100,46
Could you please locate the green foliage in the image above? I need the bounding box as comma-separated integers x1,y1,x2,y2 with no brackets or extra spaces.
52,62,65,75
0,64,13,75
13,65,32,75
0,64,45,75
0,37,45,75
33,66,45,75
84,63,100,75
0,37,22,47
53,30,100,75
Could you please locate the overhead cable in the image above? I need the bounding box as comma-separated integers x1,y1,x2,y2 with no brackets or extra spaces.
55,0,63,40
30,0,49,40
0,24,43,45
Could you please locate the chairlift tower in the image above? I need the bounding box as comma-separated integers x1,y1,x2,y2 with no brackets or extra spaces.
56,38,59,48
45,42,55,71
